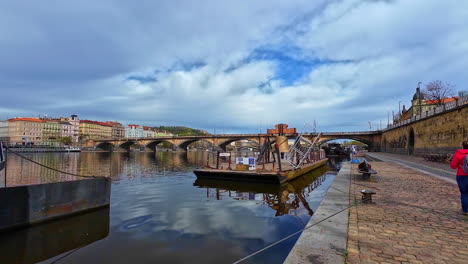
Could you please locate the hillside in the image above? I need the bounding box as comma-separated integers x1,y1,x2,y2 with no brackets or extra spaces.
153,126,210,136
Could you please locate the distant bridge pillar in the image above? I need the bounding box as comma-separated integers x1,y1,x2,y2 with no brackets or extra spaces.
175,144,188,152
146,144,157,152
218,144,227,152
118,141,135,152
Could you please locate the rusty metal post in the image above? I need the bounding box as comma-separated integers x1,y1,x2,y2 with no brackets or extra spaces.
4,146,7,188
216,151,220,169
277,148,282,171
228,155,232,170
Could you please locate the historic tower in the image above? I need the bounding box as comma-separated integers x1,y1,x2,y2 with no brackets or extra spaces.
411,86,425,116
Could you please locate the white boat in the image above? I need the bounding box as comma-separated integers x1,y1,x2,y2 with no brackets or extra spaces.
65,146,81,152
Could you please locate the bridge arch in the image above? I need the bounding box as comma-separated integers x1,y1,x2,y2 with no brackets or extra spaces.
177,139,219,151
95,142,115,151
145,140,177,151
117,141,145,151
318,137,373,146
218,138,260,151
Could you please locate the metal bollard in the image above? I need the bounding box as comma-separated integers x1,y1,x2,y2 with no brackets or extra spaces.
361,189,376,203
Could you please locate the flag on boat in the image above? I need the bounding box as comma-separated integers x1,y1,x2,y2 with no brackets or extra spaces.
0,142,5,171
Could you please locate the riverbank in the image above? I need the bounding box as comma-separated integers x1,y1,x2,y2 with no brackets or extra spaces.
347,157,468,263
284,163,351,263
285,153,468,264
6,147,81,153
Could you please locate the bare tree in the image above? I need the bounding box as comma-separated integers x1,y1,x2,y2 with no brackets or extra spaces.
424,80,456,106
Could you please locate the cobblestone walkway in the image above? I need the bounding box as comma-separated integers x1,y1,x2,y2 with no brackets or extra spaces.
347,161,468,264
366,152,455,182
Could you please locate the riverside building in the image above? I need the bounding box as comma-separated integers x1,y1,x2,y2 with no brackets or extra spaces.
107,121,125,139
79,120,112,140
5,118,45,145
42,120,62,146
143,126,156,138
125,124,145,138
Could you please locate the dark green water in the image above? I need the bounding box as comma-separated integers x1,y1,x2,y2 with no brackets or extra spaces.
0,152,345,264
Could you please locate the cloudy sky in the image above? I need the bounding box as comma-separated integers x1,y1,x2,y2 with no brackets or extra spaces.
1,0,467,133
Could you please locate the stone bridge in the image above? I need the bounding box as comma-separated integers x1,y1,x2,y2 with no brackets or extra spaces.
84,94,466,154
85,131,382,152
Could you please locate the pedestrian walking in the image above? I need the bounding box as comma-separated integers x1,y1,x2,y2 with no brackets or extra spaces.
450,141,468,214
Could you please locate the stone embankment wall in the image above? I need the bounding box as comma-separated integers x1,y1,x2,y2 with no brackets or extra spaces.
382,106,467,155
0,177,111,232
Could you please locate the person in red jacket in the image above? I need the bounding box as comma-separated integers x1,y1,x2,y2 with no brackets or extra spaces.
450,141,468,214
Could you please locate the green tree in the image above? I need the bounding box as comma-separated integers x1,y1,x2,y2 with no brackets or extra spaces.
59,136,72,145
153,126,209,136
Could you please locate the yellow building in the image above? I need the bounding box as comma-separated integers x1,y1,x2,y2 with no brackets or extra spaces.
7,118,45,145
79,120,112,140
398,87,459,123
42,120,62,146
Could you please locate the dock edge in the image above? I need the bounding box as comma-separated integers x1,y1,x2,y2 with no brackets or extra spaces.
284,162,351,264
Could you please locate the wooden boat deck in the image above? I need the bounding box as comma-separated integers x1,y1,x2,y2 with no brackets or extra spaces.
193,158,328,184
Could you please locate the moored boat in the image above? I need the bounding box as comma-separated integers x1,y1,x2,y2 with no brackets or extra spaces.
193,157,328,184
193,129,327,184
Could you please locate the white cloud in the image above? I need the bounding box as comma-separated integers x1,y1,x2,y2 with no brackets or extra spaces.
0,0,467,132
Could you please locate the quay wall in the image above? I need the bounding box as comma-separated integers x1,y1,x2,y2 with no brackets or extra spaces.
381,106,467,155
0,177,111,232
284,163,350,263
0,207,109,264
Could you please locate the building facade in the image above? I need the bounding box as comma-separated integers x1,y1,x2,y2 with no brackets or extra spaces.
79,120,112,140
125,125,145,138
43,121,62,146
108,121,125,139
7,118,45,145
398,87,460,122
143,127,155,138
0,120,8,142
60,121,74,144
66,115,80,144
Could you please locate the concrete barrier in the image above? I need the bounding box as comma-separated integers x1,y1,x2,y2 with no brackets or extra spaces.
0,177,111,232
0,207,109,264
284,163,351,264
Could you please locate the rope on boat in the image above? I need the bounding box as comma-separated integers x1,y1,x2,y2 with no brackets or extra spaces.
5,146,98,178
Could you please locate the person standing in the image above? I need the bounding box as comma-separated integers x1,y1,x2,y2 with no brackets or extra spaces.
450,141,468,214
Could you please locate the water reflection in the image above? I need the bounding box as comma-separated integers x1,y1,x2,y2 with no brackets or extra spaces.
0,152,345,264
194,165,329,217
0,207,109,264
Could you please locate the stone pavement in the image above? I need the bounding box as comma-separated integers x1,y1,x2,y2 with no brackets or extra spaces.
365,152,455,183
347,161,468,264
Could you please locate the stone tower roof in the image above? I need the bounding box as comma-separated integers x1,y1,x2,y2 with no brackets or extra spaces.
412,87,424,101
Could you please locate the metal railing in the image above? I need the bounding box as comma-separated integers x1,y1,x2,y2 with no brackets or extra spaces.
386,95,467,131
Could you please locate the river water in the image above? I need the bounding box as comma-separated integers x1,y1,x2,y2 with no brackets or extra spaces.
0,151,346,264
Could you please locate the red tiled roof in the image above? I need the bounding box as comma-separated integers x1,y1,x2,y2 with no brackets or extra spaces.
106,121,122,126
80,120,112,126
8,117,45,123
425,97,459,105
97,122,112,127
